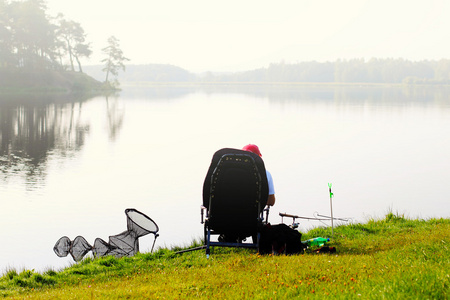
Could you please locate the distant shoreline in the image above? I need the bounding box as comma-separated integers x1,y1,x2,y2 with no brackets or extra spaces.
2,79,450,104
120,81,450,87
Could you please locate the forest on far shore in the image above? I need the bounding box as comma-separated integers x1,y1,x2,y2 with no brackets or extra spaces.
82,58,450,85
223,58,450,84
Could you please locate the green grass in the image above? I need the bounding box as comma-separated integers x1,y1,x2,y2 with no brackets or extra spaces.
1,213,449,299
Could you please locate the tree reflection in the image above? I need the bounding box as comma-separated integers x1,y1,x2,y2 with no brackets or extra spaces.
0,96,92,188
105,94,124,141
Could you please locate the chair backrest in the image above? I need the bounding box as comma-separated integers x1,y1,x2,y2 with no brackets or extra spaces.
203,148,269,237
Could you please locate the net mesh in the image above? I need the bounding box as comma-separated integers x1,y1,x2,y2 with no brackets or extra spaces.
92,238,116,257
53,208,159,261
71,236,92,262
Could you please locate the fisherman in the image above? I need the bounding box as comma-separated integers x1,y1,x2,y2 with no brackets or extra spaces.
242,144,276,207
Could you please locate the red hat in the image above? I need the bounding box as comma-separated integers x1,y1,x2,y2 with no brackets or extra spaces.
242,144,262,156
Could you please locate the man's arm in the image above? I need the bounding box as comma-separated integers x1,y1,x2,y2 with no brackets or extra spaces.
267,194,276,206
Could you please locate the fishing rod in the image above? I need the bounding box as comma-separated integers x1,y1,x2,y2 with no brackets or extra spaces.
280,184,351,235
279,212,331,229
313,212,351,222
279,212,350,227
279,212,331,222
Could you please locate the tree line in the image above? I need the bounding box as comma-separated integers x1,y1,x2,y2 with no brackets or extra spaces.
0,0,128,85
96,59,450,84
205,59,450,84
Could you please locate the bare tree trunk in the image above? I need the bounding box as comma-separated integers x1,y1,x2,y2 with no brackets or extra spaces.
105,69,110,83
74,55,83,73
104,60,111,82
66,40,74,71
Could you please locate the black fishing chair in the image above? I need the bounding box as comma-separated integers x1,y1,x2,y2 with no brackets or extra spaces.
201,148,270,257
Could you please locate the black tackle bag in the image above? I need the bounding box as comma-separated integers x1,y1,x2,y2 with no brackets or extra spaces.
259,223,306,255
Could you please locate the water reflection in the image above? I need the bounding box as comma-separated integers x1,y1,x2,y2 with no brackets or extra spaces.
120,84,199,100
2,85,449,189
105,96,124,141
120,84,450,107
0,93,125,188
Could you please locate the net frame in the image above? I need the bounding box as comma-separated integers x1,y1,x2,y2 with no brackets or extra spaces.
53,208,159,261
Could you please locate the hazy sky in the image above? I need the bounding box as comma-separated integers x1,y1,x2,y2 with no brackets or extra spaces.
46,0,450,72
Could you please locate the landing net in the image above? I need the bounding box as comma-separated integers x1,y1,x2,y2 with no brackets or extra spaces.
54,208,159,261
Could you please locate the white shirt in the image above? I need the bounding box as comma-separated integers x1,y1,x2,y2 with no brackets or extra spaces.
266,170,275,195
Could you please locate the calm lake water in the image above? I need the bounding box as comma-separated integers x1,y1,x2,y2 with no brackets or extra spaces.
1,84,450,272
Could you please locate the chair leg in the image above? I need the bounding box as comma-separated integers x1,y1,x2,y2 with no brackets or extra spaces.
206,228,211,258
256,232,260,252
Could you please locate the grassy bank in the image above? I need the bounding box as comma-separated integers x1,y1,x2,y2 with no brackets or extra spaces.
1,213,449,299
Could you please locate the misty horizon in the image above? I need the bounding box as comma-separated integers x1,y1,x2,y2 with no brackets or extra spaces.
43,0,450,73
83,57,450,74
82,59,450,85
2,0,450,84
